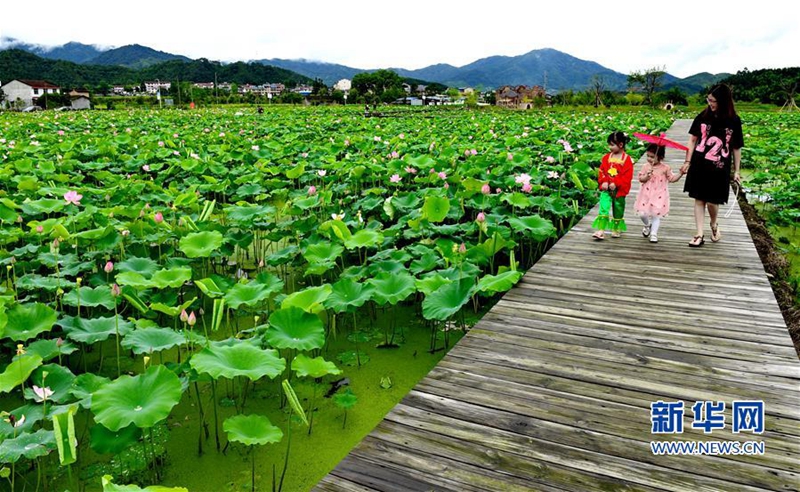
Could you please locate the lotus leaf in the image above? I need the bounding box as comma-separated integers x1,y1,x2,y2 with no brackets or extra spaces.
477,271,523,294
3,302,58,341
266,245,299,266
507,215,556,242
71,373,110,409
266,307,325,351
333,388,358,409
101,475,188,492
194,277,225,298
337,350,370,367
179,231,224,258
90,423,142,455
410,253,441,275
122,327,185,355
62,285,116,310
223,414,283,446
150,267,193,289
24,338,78,362
149,297,196,317
116,257,160,276
415,274,452,296
421,196,450,223
344,229,384,250
0,354,43,393
92,365,182,431
224,280,280,310
52,405,78,465
368,272,416,306
190,343,285,381
324,278,373,313
503,192,532,209
0,429,56,463
422,277,476,321
281,285,332,314
225,204,275,225
291,354,342,379
0,404,42,438
302,241,344,276
60,315,134,345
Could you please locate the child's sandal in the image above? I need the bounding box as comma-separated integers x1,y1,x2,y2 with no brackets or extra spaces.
592,231,605,240
688,235,705,247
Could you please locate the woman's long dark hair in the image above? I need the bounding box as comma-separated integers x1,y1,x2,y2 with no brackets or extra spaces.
702,83,737,120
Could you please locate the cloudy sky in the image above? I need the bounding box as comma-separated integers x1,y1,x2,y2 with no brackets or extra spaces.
2,0,798,78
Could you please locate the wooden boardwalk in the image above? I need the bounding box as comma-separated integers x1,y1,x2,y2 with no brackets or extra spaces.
315,120,800,492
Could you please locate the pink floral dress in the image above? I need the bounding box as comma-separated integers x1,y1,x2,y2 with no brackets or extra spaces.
634,162,675,217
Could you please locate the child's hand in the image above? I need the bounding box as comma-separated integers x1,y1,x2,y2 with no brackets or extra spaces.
609,183,617,191
600,183,609,191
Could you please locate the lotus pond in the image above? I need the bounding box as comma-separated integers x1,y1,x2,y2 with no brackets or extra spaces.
0,105,678,491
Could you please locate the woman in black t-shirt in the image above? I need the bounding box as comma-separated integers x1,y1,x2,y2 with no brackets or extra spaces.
680,84,744,247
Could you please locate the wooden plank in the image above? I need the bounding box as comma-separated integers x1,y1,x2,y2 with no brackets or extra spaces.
448,343,800,418
480,310,800,370
464,324,800,392
315,475,377,492
383,399,797,491
431,357,800,441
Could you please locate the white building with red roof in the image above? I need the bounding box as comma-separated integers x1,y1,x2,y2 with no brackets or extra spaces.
0,79,61,108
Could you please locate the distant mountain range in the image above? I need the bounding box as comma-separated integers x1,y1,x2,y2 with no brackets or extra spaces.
1,37,730,92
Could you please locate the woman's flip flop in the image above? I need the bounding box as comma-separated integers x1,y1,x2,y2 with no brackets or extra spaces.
710,223,721,242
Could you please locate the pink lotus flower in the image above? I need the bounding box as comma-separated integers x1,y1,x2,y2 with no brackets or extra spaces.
344,139,350,146
219,132,225,137
111,283,121,297
464,149,471,156
57,130,65,136
104,261,114,273
158,141,165,147
438,171,447,180
547,171,560,179
36,225,44,233
302,152,309,158
180,309,189,323
187,312,196,326
154,212,164,223
121,230,130,236
481,184,491,195
476,212,486,222
390,174,401,183
142,164,150,172
391,151,399,159
515,174,532,185
308,185,317,195
374,136,381,142
458,243,466,253
507,153,514,160
470,149,478,156
522,183,533,193
405,166,417,174
251,145,260,151
444,183,450,189
496,188,502,193
562,141,573,152
32,385,54,403
64,190,82,205
398,133,405,139
318,170,327,177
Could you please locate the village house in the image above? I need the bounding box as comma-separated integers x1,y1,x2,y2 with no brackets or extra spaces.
71,96,91,110
495,85,546,109
0,79,61,108
144,81,171,94
69,88,90,98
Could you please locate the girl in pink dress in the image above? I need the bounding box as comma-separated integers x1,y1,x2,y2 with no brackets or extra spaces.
635,144,685,243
